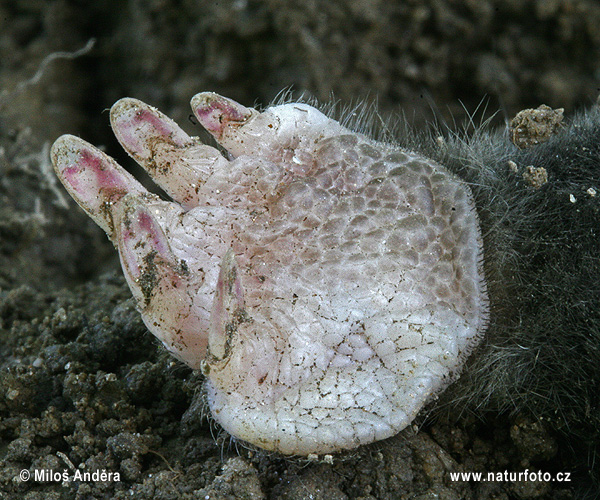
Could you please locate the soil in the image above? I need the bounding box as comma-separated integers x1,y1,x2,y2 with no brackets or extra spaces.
1,1,599,499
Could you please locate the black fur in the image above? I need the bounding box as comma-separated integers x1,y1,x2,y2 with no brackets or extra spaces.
417,106,600,493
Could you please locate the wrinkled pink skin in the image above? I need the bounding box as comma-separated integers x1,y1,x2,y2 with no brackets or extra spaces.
51,93,346,371
51,93,488,455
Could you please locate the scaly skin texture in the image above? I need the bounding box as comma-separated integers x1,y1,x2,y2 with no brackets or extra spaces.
50,92,488,455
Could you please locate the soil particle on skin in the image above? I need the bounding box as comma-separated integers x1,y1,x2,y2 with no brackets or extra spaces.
509,105,565,149
522,165,548,189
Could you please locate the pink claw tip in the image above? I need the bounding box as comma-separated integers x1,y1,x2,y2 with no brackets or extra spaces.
191,92,254,137
50,134,83,174
118,196,173,283
111,98,192,160
51,135,125,201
